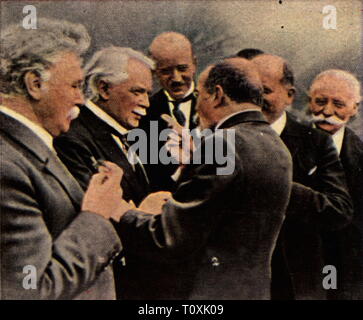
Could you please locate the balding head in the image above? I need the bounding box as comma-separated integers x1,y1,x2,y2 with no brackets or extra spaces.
149,32,193,61
149,32,196,100
250,54,295,123
196,57,263,129
308,69,360,134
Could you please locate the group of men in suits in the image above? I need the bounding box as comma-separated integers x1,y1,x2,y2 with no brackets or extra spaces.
0,17,362,300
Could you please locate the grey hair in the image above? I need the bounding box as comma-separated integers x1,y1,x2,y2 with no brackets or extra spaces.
0,18,90,96
309,69,361,103
83,46,155,100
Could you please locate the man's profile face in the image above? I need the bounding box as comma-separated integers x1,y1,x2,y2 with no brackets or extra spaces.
258,69,292,124
155,48,196,101
37,51,84,137
195,68,213,130
309,75,358,134
105,58,152,130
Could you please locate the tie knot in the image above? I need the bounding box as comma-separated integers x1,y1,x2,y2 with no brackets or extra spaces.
170,92,195,107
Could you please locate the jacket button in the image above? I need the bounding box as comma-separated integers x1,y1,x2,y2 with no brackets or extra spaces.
211,256,220,267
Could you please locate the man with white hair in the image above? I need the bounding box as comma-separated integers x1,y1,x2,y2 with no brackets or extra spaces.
0,18,124,300
54,46,160,299
309,70,363,299
55,46,154,205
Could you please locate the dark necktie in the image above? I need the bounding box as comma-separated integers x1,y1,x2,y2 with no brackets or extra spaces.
170,92,195,127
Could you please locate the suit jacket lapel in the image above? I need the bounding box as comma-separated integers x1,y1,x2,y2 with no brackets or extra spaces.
79,108,149,196
189,94,198,130
44,153,84,211
280,114,301,159
0,112,84,211
340,127,362,172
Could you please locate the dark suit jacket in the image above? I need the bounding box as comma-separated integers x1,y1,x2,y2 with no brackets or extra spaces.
54,106,150,206
271,113,353,300
322,127,363,300
118,111,293,300
0,112,121,300
139,89,197,191
54,105,151,300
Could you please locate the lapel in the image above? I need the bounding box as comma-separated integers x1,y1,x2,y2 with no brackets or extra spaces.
188,93,198,130
0,112,83,210
78,107,149,196
340,127,363,173
217,110,268,129
280,113,304,159
151,89,198,130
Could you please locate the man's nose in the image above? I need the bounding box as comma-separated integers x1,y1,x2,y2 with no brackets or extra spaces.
139,93,150,108
171,69,183,82
74,88,85,105
322,101,334,116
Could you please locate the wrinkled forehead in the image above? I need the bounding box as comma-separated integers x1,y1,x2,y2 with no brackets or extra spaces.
311,75,360,101
153,45,194,67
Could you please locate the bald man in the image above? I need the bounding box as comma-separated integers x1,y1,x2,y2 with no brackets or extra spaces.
116,58,292,299
140,32,198,191
250,54,353,300
309,70,363,300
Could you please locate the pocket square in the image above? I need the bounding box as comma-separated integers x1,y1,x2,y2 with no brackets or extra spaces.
308,166,317,175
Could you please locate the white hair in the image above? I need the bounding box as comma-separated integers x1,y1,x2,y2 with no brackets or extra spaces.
309,69,361,103
0,18,90,96
84,46,155,100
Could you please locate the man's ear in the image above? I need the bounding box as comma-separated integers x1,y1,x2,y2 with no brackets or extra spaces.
98,80,111,100
214,85,226,107
193,55,197,68
351,101,359,116
24,71,43,100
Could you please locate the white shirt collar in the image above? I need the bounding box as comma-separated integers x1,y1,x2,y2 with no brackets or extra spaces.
215,109,262,130
86,100,128,136
164,82,195,102
270,111,287,136
0,105,54,151
332,126,345,155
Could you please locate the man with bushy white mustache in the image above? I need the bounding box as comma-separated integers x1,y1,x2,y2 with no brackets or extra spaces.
308,70,363,300
55,47,154,206
54,46,172,300
250,54,353,300
0,19,124,300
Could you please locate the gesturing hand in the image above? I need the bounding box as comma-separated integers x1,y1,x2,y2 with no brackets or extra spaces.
162,114,195,164
82,161,126,221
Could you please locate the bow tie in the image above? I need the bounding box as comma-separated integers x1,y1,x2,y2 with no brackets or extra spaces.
169,92,195,105
169,92,196,126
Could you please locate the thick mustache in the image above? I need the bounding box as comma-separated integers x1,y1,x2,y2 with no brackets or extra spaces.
68,106,80,120
170,81,185,88
311,114,346,125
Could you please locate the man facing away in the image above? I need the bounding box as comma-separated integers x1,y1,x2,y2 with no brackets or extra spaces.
114,57,293,299
0,18,124,300
308,70,363,299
